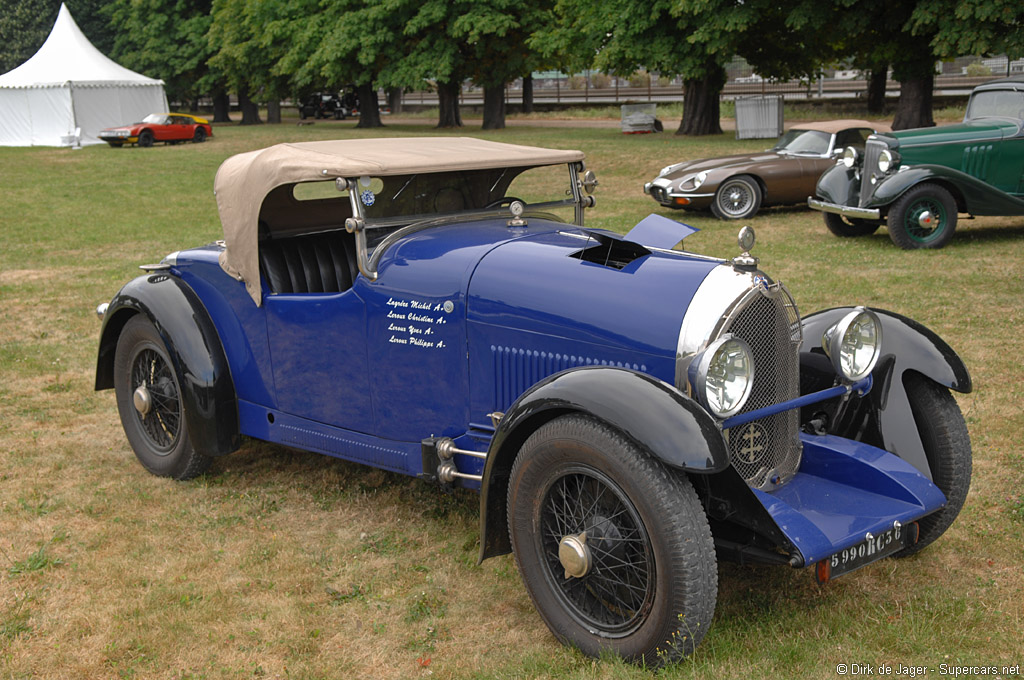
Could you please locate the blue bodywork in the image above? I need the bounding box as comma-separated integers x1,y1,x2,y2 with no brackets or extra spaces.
99,213,950,571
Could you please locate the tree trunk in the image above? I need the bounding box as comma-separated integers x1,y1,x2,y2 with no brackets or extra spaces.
356,84,383,128
892,73,934,130
482,83,506,130
677,67,724,136
238,87,262,125
212,91,232,123
436,80,463,128
387,87,403,115
266,99,281,124
522,74,534,114
866,66,888,114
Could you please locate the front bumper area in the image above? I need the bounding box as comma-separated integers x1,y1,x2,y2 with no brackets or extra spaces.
755,433,946,567
808,196,881,220
645,177,713,208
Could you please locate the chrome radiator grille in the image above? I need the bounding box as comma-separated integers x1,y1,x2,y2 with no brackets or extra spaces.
720,287,802,490
859,139,886,207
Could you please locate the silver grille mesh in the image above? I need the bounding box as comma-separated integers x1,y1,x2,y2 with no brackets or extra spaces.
859,139,885,207
721,287,802,489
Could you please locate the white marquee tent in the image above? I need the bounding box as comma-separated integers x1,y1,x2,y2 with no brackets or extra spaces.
0,3,168,147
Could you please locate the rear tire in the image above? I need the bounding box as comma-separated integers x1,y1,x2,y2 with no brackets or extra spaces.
823,212,881,237
508,414,717,666
192,128,206,143
895,373,972,556
113,315,211,480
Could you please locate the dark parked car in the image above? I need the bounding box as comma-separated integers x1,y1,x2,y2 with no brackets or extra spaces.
810,76,1024,248
645,120,886,219
298,91,356,120
95,137,972,666
98,113,212,148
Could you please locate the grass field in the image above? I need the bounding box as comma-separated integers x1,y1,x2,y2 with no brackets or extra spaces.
1,113,1022,680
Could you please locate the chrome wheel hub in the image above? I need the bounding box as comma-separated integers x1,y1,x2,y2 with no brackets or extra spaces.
133,384,152,416
558,531,591,579
917,210,934,228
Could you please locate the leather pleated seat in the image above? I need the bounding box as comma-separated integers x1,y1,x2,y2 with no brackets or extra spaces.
259,231,358,294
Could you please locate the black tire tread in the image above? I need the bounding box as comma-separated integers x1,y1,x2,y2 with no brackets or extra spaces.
896,373,972,556
507,414,717,666
886,183,958,249
711,175,762,220
823,212,881,237
114,315,212,480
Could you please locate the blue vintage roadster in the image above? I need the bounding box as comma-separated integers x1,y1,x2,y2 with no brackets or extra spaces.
95,137,972,665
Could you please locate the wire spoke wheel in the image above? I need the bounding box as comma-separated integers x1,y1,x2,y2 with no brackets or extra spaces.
904,197,946,241
508,414,717,666
887,184,957,249
712,175,762,220
129,347,181,453
114,315,211,479
540,466,654,634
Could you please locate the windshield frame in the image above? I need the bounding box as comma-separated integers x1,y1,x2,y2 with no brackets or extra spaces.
345,162,587,280
771,129,834,156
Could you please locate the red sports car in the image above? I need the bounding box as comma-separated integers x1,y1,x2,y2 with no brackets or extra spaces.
98,113,213,148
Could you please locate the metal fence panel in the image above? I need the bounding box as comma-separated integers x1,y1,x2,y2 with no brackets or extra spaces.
735,95,784,139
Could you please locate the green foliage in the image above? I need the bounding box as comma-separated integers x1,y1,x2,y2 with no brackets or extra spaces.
107,0,217,103
910,0,1024,60
0,0,58,73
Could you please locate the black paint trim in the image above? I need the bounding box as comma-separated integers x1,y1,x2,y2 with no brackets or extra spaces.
95,274,240,457
477,366,728,562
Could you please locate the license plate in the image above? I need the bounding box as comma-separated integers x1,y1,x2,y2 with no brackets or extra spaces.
815,522,919,583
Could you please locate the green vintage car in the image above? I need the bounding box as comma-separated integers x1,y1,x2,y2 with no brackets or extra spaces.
809,76,1024,248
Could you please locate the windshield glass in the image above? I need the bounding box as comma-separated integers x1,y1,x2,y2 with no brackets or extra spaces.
357,165,576,227
966,90,1024,120
142,113,168,125
772,129,831,155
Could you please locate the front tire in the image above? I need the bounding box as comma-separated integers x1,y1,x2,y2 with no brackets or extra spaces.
711,175,762,220
895,373,972,556
113,315,211,480
823,212,881,237
886,184,958,249
137,130,154,148
507,415,717,666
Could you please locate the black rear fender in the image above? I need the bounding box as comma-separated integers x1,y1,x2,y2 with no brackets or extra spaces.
95,274,240,457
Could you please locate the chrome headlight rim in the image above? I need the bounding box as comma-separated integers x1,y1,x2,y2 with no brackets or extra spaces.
877,148,894,173
841,146,858,168
692,170,708,189
823,307,882,383
689,334,755,419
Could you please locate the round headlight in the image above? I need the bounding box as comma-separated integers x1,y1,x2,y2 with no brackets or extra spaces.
823,307,882,382
877,149,893,173
690,335,754,418
841,146,858,168
693,171,708,189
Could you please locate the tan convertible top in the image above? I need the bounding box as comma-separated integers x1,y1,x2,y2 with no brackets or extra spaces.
214,137,585,304
791,119,891,134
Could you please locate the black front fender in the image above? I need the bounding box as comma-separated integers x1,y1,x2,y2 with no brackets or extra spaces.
478,366,728,562
95,274,240,457
800,307,970,479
